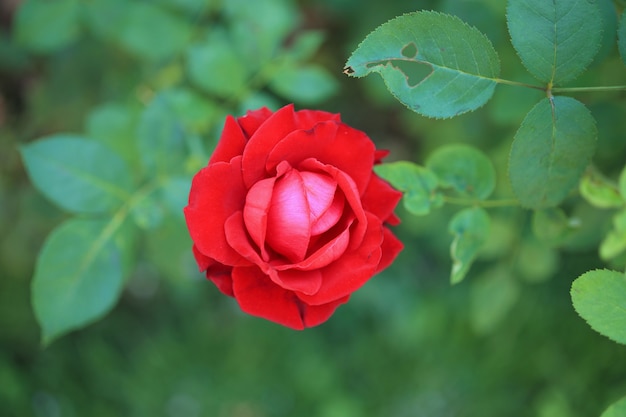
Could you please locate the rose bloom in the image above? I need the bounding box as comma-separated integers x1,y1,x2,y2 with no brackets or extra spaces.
184,104,403,329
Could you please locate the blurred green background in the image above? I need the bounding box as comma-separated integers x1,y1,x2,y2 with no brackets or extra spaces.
2,0,626,416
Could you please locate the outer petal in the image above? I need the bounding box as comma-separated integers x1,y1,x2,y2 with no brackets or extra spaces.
295,108,340,127
241,105,298,188
232,266,348,329
296,212,384,306
376,227,404,273
266,122,376,194
209,115,248,164
361,174,403,226
193,245,234,297
237,107,274,138
184,157,249,266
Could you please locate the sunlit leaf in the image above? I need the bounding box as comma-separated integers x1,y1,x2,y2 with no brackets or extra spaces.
449,207,490,284
601,396,626,417
14,0,80,53
426,145,496,200
509,96,597,208
600,210,626,260
374,161,442,216
571,269,626,344
579,170,624,209
344,11,500,118
20,135,134,214
506,0,602,84
32,218,132,345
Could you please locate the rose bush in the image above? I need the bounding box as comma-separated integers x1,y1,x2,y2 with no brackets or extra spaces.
184,104,403,329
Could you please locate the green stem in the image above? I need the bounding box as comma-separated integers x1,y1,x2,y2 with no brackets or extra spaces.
551,85,626,93
493,78,546,91
443,195,520,208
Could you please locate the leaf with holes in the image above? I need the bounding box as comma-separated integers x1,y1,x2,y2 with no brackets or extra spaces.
344,11,500,118
506,0,602,84
374,161,442,216
449,207,490,284
32,218,134,346
20,135,134,214
509,96,597,209
571,269,626,345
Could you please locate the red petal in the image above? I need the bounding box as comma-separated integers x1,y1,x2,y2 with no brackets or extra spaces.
184,157,249,266
296,212,384,306
311,192,344,235
295,108,340,127
376,227,404,273
243,177,277,261
225,211,266,266
361,174,403,226
241,105,297,188
266,121,376,194
232,266,348,329
193,245,235,297
209,115,247,164
237,107,274,138
268,268,323,295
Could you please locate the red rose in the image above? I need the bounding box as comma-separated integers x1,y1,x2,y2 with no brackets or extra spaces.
184,104,403,329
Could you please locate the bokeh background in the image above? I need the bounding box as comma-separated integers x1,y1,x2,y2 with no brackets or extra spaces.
2,0,626,416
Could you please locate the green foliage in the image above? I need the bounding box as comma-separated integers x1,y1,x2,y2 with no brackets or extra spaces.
14,0,80,53
344,11,500,118
506,0,602,84
601,396,626,417
426,144,496,200
374,161,442,216
509,96,597,208
449,207,490,284
20,136,134,214
571,269,626,345
619,10,626,65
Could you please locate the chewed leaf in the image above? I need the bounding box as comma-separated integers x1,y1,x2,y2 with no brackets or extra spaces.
345,11,500,119
506,0,602,85
509,96,597,209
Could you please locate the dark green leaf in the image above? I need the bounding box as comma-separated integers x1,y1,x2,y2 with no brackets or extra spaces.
20,136,134,214
374,161,442,216
509,96,597,208
601,396,626,417
344,11,500,118
14,0,80,53
571,269,626,344
137,93,188,177
426,144,496,200
449,207,490,284
470,266,520,334
117,3,192,61
32,218,132,345
619,10,626,66
269,65,338,105
506,0,603,84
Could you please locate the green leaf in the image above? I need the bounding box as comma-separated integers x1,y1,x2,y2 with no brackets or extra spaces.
117,3,192,61
186,33,248,98
449,207,490,284
619,165,626,199
619,10,626,66
344,11,500,118
470,266,520,334
600,210,626,260
509,96,597,208
506,0,603,84
14,0,80,53
32,218,132,345
20,135,134,214
160,176,192,219
82,0,127,41
86,102,140,168
579,170,624,209
571,269,626,344
426,144,496,200
165,88,219,134
601,396,626,417
137,93,188,177
374,161,442,216
269,65,338,105
531,208,573,245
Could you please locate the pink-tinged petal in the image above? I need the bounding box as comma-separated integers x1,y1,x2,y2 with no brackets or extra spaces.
241,105,297,188
296,212,384,306
193,245,235,297
300,171,337,232
184,157,249,266
232,266,347,329
266,169,312,262
243,177,277,261
298,225,351,270
268,268,323,295
361,174,403,226
237,107,274,138
232,266,306,330
209,115,248,164
266,121,376,194
376,227,404,273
